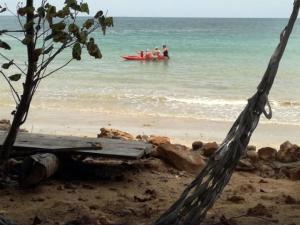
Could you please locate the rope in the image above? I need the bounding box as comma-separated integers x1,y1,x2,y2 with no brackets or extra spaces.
152,1,300,225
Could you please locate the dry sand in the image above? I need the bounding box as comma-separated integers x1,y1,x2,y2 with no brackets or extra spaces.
0,158,300,225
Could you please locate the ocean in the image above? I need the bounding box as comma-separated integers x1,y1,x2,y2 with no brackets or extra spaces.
1,16,300,134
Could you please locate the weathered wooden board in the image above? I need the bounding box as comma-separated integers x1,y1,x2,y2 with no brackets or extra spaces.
0,131,153,159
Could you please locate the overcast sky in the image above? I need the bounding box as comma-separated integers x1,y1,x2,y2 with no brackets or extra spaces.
1,0,297,18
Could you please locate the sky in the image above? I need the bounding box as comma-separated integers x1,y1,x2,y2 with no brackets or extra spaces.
1,0,297,18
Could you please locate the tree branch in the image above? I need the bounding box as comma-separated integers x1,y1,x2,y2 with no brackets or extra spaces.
40,58,73,80
0,53,27,76
0,71,21,103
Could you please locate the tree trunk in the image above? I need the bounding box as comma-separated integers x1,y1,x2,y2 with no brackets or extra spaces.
0,0,36,162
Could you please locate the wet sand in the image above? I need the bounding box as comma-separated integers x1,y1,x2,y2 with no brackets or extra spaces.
1,106,300,148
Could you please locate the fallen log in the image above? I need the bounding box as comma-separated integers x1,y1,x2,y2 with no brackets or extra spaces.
19,153,60,187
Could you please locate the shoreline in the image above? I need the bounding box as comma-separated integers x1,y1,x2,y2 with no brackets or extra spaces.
1,106,300,149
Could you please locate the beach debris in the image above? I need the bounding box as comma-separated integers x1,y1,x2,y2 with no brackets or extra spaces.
201,142,218,157
156,143,205,173
246,203,272,218
148,135,170,146
277,141,300,163
257,147,277,161
192,141,203,151
19,153,60,187
97,128,135,141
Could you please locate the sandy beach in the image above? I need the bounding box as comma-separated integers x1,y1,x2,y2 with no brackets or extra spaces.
1,105,300,149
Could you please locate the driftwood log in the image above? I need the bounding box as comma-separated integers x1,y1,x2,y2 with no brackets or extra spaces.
152,1,300,225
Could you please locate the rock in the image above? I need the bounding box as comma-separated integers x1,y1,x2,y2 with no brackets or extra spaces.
97,128,134,140
236,159,256,171
257,147,277,161
284,195,298,204
192,141,203,151
247,145,256,151
148,135,170,146
0,119,10,131
247,203,272,218
156,143,205,173
258,164,275,178
246,150,258,162
202,142,218,157
287,167,300,180
136,135,150,142
277,141,300,163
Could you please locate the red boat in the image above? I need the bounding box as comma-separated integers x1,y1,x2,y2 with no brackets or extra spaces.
122,55,167,61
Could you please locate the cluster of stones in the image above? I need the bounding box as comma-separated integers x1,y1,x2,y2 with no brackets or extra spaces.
98,128,300,180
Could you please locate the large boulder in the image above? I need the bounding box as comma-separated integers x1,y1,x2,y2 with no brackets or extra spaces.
246,150,258,162
148,135,170,146
257,147,277,161
277,141,300,163
192,141,203,151
156,143,206,173
287,167,300,180
202,142,218,157
97,128,135,140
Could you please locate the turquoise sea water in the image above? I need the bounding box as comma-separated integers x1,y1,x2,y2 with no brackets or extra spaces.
1,16,300,125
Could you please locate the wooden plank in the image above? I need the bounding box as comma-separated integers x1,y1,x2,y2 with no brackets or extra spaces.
0,131,153,159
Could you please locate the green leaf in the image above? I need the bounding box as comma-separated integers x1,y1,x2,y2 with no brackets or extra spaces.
80,3,89,14
94,10,103,19
17,6,35,16
77,31,87,44
72,42,81,60
87,38,102,59
9,74,21,82
105,17,114,27
83,19,94,29
34,48,43,57
0,40,11,50
68,23,79,34
43,45,54,54
50,22,66,31
65,0,77,6
0,8,6,13
45,33,53,41
37,7,46,18
2,60,13,69
46,5,56,25
53,31,69,43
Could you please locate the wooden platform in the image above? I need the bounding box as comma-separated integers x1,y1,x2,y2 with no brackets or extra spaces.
0,131,153,159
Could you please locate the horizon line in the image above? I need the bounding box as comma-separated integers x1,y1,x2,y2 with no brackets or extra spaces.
0,15,295,19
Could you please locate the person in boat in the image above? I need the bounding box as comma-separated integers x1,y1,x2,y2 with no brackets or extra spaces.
140,50,144,58
152,47,161,59
162,45,169,59
145,49,153,59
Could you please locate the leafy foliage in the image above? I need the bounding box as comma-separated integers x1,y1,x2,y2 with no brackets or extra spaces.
0,0,113,161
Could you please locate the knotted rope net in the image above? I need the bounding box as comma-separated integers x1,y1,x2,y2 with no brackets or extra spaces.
152,1,300,225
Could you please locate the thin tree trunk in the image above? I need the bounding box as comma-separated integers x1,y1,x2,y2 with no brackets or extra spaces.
0,0,35,161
